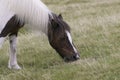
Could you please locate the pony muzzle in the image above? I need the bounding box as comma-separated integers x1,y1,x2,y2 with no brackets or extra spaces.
64,53,80,62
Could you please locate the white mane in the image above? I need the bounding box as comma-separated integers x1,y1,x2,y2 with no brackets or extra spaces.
0,0,52,33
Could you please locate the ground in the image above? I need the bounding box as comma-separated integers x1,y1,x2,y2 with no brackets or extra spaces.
0,0,120,80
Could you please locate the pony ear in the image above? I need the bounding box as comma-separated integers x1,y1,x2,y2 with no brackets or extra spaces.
58,14,63,19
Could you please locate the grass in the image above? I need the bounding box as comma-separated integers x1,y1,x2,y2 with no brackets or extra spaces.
0,0,120,80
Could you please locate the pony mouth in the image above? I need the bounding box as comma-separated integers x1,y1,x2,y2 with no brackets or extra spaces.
63,54,80,62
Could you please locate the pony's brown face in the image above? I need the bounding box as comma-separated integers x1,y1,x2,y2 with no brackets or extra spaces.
48,14,80,62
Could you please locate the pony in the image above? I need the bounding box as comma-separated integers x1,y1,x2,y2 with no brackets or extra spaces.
0,0,80,69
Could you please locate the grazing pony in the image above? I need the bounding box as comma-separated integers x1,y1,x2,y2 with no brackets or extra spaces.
0,0,80,69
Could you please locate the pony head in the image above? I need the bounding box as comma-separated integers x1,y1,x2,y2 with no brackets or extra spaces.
48,13,80,62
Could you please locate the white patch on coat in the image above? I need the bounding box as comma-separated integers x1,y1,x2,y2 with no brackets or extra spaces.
66,31,78,53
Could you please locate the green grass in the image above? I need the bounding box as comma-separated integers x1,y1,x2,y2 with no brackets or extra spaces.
0,0,120,80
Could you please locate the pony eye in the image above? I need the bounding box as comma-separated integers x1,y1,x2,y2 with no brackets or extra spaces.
60,37,66,41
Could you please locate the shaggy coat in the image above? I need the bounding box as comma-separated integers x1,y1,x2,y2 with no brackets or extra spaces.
0,0,51,34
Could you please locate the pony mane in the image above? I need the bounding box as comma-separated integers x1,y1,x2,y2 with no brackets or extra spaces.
0,0,52,33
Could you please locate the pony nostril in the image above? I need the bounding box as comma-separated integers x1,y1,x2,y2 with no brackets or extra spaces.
73,54,80,60
73,55,76,59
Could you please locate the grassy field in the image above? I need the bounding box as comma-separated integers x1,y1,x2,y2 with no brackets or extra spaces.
0,0,120,80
